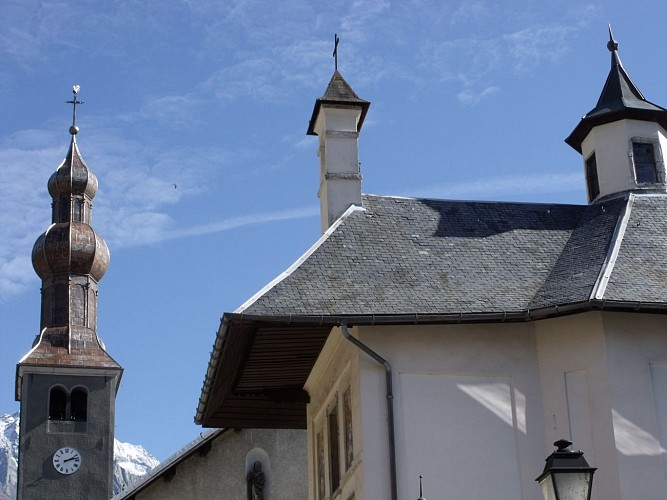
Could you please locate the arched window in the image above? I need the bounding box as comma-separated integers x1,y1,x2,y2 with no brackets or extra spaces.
49,387,67,421
70,388,88,421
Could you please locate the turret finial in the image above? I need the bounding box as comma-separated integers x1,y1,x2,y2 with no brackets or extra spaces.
333,33,340,71
417,475,426,500
66,84,84,135
607,23,619,53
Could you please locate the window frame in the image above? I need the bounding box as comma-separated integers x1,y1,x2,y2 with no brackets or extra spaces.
585,152,600,201
629,137,665,185
70,386,88,422
327,397,341,494
48,385,68,421
47,385,88,422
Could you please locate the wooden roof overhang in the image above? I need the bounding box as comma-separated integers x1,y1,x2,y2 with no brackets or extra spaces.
196,314,335,429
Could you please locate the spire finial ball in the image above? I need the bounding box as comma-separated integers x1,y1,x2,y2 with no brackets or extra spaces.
69,125,79,135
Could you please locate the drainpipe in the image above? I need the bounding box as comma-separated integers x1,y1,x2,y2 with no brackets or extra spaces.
341,322,397,500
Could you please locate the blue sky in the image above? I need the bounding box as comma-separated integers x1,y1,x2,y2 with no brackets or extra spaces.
1,0,664,461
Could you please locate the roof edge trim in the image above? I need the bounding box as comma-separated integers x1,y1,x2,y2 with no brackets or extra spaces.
224,299,667,326
235,204,366,313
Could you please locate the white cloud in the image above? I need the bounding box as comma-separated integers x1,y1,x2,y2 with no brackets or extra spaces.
457,86,500,106
138,94,202,129
504,24,576,71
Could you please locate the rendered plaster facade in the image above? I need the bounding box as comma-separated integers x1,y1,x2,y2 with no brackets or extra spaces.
305,315,667,500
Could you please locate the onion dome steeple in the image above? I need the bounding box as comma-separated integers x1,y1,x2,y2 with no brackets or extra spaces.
566,28,667,203
18,85,119,391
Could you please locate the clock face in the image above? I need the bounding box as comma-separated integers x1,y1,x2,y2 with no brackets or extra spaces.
52,447,82,475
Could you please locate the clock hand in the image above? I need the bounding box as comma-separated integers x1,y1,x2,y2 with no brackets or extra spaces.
63,456,79,463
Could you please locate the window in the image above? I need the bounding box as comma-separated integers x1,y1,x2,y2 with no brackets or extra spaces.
316,431,326,500
328,402,341,493
585,153,600,201
343,388,353,471
633,141,658,184
49,387,67,421
70,388,88,421
49,386,88,422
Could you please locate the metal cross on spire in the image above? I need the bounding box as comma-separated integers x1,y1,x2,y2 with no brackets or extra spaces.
607,23,619,52
66,84,84,135
333,33,340,71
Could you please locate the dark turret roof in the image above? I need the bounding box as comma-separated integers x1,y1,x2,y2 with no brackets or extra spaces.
566,30,667,153
307,70,370,135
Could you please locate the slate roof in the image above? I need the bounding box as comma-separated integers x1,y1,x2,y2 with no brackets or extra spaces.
195,192,667,427
239,194,655,317
244,196,572,315
604,195,667,302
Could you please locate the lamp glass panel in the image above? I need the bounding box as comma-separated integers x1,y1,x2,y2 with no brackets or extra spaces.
553,471,591,500
539,476,557,500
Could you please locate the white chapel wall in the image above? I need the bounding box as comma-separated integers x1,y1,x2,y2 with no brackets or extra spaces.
356,323,547,500
602,312,667,499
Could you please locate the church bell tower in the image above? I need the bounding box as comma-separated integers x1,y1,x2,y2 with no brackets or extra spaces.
15,86,122,500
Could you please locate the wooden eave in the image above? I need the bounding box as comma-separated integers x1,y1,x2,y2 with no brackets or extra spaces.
198,317,333,428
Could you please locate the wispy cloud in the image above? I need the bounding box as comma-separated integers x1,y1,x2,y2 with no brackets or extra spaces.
158,205,319,244
504,24,577,71
0,0,600,303
450,1,490,25
457,86,500,106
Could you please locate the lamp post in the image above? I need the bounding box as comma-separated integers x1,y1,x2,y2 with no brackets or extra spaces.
536,439,596,500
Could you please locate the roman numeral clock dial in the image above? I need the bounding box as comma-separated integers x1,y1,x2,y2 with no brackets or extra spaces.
52,447,82,475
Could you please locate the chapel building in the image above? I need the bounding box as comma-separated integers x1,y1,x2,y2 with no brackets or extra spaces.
196,31,667,500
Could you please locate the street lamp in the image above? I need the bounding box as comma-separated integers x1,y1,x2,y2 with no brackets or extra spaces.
536,439,596,500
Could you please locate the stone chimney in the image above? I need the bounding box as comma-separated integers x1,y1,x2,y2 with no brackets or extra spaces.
308,70,370,232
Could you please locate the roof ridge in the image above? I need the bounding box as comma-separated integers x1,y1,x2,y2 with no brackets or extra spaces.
590,194,634,300
362,192,585,208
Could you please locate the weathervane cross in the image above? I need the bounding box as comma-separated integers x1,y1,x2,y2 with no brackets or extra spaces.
66,84,84,130
333,33,340,71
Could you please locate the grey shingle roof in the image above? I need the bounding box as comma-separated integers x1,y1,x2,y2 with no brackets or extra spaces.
604,195,667,303
241,194,641,317
529,197,627,308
